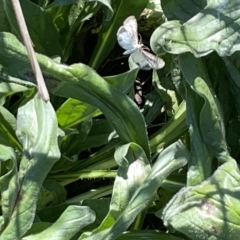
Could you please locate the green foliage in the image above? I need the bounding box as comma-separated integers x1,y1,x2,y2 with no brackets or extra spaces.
0,0,240,239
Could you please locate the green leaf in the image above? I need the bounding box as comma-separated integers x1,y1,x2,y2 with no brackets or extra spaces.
3,0,62,56
162,159,240,240
151,0,240,57
53,65,150,158
80,142,151,239
0,32,150,159
0,33,150,157
57,99,99,128
23,206,95,240
56,68,138,128
0,96,61,239
80,141,188,240
179,53,229,162
37,199,110,238
161,0,207,22
103,68,139,93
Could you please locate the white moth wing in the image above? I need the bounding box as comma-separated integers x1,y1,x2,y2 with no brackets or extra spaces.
117,27,135,54
130,50,165,70
122,16,138,44
117,16,139,55
141,50,165,70
130,50,151,70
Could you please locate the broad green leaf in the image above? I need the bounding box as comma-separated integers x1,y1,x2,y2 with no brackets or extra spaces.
56,68,138,128
80,142,151,240
0,96,61,239
161,0,207,22
3,0,62,56
23,206,95,240
80,141,188,240
179,53,229,162
57,99,99,128
178,54,213,184
89,0,148,69
151,0,240,57
37,199,110,231
53,69,150,155
103,68,139,93
162,159,240,240
0,32,150,159
36,200,110,239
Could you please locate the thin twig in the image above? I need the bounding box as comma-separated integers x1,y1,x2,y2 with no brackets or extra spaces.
11,0,50,101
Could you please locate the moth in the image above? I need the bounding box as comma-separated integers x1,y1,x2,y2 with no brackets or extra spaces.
117,16,165,70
